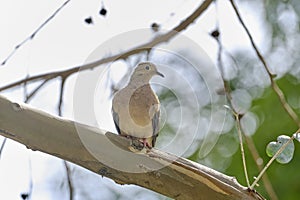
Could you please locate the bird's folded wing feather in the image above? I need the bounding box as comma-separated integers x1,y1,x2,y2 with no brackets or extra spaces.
112,107,121,135
151,110,160,146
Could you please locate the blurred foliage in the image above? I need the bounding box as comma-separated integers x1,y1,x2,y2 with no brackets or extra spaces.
132,0,300,198
263,0,300,45
214,1,300,198
225,75,300,199
156,0,300,199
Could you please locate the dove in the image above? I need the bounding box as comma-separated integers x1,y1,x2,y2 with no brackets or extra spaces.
112,62,164,148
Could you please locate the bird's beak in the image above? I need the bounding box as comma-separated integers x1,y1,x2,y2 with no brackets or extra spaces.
156,71,164,78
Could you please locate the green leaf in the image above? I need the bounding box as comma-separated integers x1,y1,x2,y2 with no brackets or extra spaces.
266,135,294,164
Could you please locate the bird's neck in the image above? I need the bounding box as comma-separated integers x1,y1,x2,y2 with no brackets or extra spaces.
128,77,151,88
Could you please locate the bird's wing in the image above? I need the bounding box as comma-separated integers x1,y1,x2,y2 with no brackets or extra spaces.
112,106,121,135
151,109,160,147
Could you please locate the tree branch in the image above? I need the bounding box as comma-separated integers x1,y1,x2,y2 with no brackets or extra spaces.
229,0,300,126
211,28,250,188
63,161,74,200
211,28,277,199
0,0,214,92
0,95,264,200
0,138,7,159
1,0,72,66
25,79,51,103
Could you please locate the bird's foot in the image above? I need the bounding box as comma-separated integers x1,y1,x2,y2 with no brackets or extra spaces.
131,139,144,150
120,135,151,150
140,138,152,148
130,137,152,150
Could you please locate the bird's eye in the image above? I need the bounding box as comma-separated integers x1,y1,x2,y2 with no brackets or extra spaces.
145,65,150,70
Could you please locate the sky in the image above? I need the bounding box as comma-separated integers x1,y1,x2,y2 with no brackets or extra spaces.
0,0,265,199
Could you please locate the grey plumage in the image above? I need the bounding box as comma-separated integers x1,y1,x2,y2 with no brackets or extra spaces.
111,62,164,148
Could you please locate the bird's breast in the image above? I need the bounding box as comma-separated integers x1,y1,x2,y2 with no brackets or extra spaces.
128,85,159,126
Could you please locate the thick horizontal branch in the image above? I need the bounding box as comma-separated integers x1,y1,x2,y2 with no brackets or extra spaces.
0,95,264,200
0,0,213,92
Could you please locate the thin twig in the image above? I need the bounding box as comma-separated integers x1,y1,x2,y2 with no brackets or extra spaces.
23,75,29,102
245,137,278,200
1,0,71,66
229,0,300,126
211,27,250,187
58,78,73,200
58,77,66,116
0,0,214,92
0,71,63,92
25,79,51,103
234,113,250,187
0,138,7,159
215,32,277,197
63,161,74,200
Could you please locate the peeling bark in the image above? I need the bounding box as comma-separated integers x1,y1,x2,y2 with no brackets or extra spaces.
0,96,264,200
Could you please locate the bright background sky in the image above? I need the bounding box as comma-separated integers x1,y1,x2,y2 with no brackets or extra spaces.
0,0,264,199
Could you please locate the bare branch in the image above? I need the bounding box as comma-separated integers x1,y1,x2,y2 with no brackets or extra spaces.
57,76,73,200
229,0,299,192
0,0,214,92
63,161,74,200
1,0,71,66
211,25,278,198
58,77,66,116
0,95,264,200
234,112,250,187
213,34,278,198
211,16,278,200
211,28,250,188
25,79,51,103
0,138,7,159
245,137,278,200
229,0,300,126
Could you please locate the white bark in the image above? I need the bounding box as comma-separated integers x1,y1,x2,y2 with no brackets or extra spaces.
0,95,264,200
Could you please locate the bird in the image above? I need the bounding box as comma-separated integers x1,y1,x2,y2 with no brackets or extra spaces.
112,62,164,149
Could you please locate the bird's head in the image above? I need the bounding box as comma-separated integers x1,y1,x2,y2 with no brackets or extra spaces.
130,62,164,82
